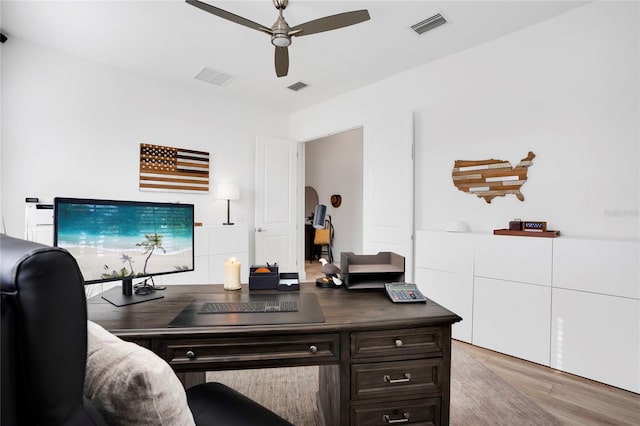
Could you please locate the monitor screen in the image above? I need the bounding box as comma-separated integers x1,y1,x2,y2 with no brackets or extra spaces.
54,197,194,285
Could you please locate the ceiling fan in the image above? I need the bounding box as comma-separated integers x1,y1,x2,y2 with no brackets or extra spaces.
186,0,370,78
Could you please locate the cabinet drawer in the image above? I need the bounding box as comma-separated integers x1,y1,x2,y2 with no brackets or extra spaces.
351,327,443,359
351,359,443,400
164,334,339,370
351,398,441,426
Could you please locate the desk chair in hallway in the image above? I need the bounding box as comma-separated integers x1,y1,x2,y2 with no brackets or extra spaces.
313,216,334,264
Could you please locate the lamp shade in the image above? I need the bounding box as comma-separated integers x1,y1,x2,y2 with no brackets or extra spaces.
312,204,327,229
217,183,240,200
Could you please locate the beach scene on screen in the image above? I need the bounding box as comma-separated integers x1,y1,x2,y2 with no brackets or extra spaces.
56,203,193,282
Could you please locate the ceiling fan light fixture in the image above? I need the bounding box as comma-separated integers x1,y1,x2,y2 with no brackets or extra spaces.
271,34,291,47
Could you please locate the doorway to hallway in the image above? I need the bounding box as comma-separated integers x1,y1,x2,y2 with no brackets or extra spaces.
303,127,363,279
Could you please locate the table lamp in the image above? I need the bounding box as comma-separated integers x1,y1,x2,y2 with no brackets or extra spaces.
217,183,240,225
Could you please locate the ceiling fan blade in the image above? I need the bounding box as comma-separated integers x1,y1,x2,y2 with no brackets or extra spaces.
290,10,370,37
186,0,271,34
275,46,289,78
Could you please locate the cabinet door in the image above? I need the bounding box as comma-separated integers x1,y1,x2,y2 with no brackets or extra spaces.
475,235,552,286
160,226,209,285
553,238,639,299
551,288,640,393
415,230,475,274
160,255,210,285
208,225,249,283
473,277,551,365
415,268,473,343
209,225,248,255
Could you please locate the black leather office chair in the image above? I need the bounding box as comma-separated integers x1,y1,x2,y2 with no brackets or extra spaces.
0,234,293,426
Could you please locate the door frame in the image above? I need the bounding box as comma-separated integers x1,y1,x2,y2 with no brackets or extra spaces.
296,117,414,281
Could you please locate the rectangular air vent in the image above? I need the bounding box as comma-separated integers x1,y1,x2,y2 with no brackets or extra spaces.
194,67,236,87
411,13,447,35
287,82,308,92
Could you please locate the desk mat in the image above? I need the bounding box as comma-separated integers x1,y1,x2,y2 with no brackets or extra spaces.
168,292,325,327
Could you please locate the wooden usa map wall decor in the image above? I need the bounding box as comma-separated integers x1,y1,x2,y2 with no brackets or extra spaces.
139,143,210,193
452,151,535,203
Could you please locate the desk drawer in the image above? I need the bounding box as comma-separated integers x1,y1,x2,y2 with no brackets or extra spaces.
351,398,441,426
351,327,443,359
351,359,442,400
164,334,339,370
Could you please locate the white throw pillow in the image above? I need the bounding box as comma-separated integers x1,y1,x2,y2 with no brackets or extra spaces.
84,320,195,426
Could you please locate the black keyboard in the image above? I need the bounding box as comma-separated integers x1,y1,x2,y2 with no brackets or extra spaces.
199,300,298,314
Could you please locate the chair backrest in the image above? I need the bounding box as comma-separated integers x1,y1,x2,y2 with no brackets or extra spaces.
1,234,104,425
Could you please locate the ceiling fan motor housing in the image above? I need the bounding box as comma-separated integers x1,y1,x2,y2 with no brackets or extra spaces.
271,14,292,47
273,0,288,10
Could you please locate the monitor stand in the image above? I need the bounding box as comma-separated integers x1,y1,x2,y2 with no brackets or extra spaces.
101,278,164,307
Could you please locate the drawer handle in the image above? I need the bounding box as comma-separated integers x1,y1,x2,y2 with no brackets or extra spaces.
383,412,410,424
309,345,318,354
383,373,411,384
186,350,196,359
394,339,403,347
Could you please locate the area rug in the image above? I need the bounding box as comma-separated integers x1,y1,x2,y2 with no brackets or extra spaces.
207,366,319,425
206,343,561,425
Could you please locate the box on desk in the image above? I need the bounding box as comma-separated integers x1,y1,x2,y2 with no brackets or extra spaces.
278,272,300,291
341,252,405,290
249,264,279,290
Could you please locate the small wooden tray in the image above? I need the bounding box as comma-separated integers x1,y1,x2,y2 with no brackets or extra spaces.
493,229,560,238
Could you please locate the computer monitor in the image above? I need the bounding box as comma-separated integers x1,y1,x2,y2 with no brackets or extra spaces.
54,197,194,306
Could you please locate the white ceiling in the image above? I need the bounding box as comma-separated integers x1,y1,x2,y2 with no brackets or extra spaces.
1,0,588,113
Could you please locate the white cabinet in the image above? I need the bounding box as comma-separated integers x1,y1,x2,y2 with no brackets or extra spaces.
207,225,250,283
475,235,552,285
551,288,639,393
415,230,475,274
553,238,639,299
414,230,640,393
473,235,552,365
415,268,474,342
473,277,551,365
160,225,249,285
414,231,474,342
551,237,640,393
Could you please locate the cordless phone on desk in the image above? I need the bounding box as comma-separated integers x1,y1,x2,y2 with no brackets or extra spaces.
385,283,427,303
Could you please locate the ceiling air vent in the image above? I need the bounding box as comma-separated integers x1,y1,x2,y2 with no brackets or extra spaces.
194,67,236,87
287,82,308,92
411,13,447,35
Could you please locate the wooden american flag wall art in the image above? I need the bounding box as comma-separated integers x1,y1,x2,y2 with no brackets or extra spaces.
139,143,210,193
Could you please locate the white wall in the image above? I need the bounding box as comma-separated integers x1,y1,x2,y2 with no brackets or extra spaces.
291,1,639,241
305,127,363,260
1,38,290,250
2,1,638,260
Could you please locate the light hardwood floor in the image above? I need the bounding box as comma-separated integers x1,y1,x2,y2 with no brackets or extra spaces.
458,341,640,426
304,261,640,425
305,260,324,281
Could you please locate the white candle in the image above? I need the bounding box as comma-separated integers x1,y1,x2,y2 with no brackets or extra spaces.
223,257,241,290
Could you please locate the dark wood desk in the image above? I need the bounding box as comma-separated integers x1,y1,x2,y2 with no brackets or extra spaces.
87,284,461,426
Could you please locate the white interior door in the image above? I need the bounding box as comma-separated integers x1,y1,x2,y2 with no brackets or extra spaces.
255,135,298,271
362,112,415,281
